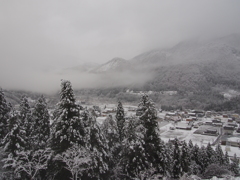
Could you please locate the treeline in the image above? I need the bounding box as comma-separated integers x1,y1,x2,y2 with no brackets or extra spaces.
0,81,239,180
205,95,240,113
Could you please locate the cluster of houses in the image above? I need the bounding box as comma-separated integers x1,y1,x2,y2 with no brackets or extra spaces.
80,103,240,150
163,110,204,130
162,109,240,148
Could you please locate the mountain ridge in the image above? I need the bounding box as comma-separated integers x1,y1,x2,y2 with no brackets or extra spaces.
63,34,240,94
90,57,130,73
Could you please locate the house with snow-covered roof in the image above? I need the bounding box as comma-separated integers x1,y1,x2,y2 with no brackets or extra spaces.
223,125,235,135
221,135,240,147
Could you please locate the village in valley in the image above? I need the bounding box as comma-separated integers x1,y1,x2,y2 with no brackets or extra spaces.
73,100,240,162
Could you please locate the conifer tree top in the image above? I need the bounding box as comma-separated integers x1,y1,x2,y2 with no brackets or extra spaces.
116,101,124,119
137,94,157,121
0,88,10,112
60,80,76,104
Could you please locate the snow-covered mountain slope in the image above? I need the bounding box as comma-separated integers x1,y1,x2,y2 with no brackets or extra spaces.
58,34,240,93
130,34,240,68
128,34,240,92
90,57,129,73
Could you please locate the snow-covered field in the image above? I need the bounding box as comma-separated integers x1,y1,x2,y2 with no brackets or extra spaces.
158,120,240,158
159,123,217,146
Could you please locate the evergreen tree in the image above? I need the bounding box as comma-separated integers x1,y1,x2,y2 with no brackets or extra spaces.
137,94,165,174
191,144,200,164
0,89,11,141
88,113,109,179
215,144,224,165
2,112,26,157
224,151,230,166
7,107,18,132
206,142,216,164
19,95,32,142
181,141,190,173
122,117,148,179
101,114,123,179
101,115,119,149
81,107,90,128
19,95,31,121
80,107,90,145
188,139,194,150
31,95,50,150
165,140,174,176
172,138,182,179
230,153,239,175
198,146,209,173
51,80,84,153
115,101,125,142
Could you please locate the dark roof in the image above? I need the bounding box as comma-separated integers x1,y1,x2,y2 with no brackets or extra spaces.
223,126,235,130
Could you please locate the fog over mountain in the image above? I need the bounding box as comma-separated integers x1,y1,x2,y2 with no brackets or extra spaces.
1,1,240,93
52,34,240,95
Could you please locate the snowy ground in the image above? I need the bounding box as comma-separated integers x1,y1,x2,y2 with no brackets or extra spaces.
221,145,240,158
92,103,240,158
158,120,240,158
159,122,217,146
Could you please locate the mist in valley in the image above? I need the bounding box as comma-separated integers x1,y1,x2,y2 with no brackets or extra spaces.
1,1,240,94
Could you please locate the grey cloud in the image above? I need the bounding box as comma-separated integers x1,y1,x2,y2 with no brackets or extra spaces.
1,0,240,92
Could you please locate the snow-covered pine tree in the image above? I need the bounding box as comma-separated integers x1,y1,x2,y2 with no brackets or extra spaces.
172,138,182,179
206,142,217,164
88,111,109,179
0,89,11,141
122,117,148,179
188,139,194,151
115,101,125,142
7,107,18,133
230,153,239,175
51,80,84,153
102,114,126,179
198,146,209,173
215,144,225,165
31,95,50,150
79,107,90,144
81,107,90,128
19,95,31,121
2,111,26,157
181,141,190,173
189,143,202,174
19,96,32,140
101,115,119,150
191,144,200,164
137,94,166,174
164,140,174,176
224,151,230,166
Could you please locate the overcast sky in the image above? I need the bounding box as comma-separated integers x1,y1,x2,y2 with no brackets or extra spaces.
1,0,240,92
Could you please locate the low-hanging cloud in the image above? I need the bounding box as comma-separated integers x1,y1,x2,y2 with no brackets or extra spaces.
0,63,155,93
1,0,240,93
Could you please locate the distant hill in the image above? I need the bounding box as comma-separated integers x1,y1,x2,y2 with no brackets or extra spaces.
53,34,240,109
90,57,130,73
64,34,240,94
